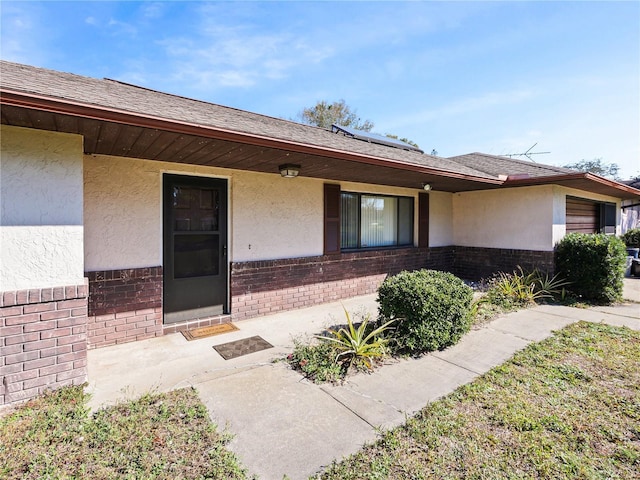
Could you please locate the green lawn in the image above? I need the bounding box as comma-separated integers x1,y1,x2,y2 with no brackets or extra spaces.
0,386,251,480
315,321,640,479
1,321,637,480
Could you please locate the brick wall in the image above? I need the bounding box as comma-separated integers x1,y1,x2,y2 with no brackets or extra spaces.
83,247,556,342
230,247,454,320
86,267,163,349
162,313,231,335
452,246,555,280
0,283,88,407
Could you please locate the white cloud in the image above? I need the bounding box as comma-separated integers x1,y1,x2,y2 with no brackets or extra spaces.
141,2,165,19
157,18,334,91
0,3,46,65
383,89,536,130
107,18,137,37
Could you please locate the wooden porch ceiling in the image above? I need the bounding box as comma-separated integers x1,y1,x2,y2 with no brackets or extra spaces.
0,100,501,193
2,91,638,200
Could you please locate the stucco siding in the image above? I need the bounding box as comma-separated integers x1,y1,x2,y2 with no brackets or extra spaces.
1,226,84,290
428,191,453,247
552,186,567,246
1,126,83,226
84,155,164,270
84,155,325,270
232,172,323,262
84,156,444,271
0,126,84,290
453,186,555,251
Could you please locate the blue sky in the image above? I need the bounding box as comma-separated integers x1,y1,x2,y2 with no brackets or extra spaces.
2,1,639,178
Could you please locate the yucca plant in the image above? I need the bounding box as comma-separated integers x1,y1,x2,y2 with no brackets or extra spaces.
486,267,570,308
317,309,395,370
487,270,538,307
531,270,571,300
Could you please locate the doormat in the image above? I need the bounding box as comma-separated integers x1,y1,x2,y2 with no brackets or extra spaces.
213,335,274,360
182,323,238,341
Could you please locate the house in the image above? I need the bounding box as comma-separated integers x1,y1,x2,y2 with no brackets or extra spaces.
1,60,639,406
622,178,640,233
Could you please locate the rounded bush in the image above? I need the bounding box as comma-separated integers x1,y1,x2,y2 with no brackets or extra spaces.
555,233,626,304
377,269,473,354
622,228,640,248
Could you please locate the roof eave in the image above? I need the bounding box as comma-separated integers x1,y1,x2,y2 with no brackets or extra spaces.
503,172,640,200
0,88,501,186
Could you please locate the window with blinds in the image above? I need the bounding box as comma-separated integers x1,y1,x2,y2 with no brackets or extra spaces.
340,192,413,249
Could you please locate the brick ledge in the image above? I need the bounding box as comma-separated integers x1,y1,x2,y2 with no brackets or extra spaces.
1,281,88,308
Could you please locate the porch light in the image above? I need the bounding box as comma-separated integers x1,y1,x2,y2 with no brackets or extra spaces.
422,183,432,191
279,164,301,178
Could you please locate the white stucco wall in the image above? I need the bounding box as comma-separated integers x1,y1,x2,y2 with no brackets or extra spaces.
84,155,165,270
453,185,623,251
453,186,556,251
232,172,323,262
428,191,454,247
84,156,444,271
0,125,85,290
83,155,326,270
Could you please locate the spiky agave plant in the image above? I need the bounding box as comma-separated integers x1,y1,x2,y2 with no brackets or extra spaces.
488,267,571,307
317,308,395,370
530,270,571,300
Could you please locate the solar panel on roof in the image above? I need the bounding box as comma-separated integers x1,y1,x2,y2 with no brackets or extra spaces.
331,124,423,153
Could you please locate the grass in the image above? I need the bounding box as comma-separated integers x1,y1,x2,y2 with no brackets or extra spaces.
2,320,637,480
315,321,640,479
0,386,251,480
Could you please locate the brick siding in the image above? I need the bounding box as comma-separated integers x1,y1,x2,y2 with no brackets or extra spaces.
0,241,559,408
85,247,556,341
85,267,163,349
230,247,454,320
452,246,555,280
0,283,88,407
162,313,231,335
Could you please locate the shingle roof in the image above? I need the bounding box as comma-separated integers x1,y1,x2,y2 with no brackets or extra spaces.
2,60,639,201
0,61,494,180
448,152,576,179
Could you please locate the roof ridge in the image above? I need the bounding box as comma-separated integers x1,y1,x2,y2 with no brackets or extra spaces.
452,151,574,174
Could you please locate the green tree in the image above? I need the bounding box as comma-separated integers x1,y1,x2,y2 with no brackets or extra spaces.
297,99,420,148
297,99,374,131
384,133,420,150
563,158,620,179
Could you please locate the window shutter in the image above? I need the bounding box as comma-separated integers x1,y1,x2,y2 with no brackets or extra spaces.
324,184,341,254
566,197,599,234
418,192,429,248
600,203,616,235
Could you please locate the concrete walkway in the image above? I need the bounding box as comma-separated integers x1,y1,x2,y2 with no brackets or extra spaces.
87,279,640,480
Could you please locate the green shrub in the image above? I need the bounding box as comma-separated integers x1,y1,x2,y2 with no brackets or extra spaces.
484,267,569,309
377,269,473,354
555,233,626,304
621,228,640,248
287,339,343,383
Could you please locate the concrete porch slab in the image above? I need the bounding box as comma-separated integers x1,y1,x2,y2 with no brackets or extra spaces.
535,303,640,331
196,364,375,480
86,292,640,480
320,354,480,431
430,327,531,375
487,308,576,341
